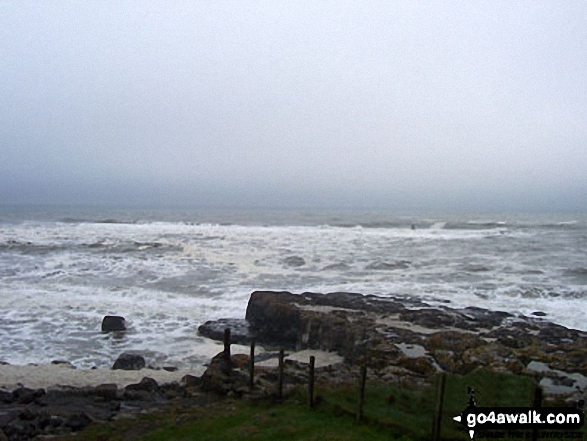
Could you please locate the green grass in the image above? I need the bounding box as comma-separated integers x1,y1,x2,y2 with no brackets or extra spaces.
56,369,584,441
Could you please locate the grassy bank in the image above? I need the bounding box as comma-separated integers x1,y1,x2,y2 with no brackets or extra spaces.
56,369,584,441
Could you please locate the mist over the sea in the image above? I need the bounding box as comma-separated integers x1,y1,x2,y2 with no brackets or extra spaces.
1,1,586,212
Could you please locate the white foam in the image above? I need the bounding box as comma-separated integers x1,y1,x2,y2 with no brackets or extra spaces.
1,216,585,371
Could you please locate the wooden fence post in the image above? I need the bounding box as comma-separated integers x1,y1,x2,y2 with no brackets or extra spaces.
249,340,255,389
277,349,284,400
223,328,232,374
356,364,367,422
308,355,315,409
431,372,446,441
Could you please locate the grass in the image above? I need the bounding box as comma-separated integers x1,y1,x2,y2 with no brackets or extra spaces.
55,369,585,441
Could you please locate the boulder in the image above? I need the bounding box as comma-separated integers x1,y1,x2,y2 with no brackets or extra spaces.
112,353,145,370
93,384,118,401
198,318,253,344
245,291,302,347
180,374,202,388
125,377,159,392
200,351,249,395
101,316,126,332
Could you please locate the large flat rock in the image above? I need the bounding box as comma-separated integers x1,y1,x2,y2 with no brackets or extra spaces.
200,290,587,399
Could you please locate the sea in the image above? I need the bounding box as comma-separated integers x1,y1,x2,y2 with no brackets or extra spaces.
0,205,585,369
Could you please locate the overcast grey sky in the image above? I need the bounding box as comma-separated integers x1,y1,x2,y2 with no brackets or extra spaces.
1,1,586,211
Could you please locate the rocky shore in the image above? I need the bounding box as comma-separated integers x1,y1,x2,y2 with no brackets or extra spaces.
199,290,587,398
1,290,585,440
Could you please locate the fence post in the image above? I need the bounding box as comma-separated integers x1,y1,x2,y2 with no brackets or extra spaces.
357,364,367,422
308,355,315,409
431,372,446,441
223,328,232,374
249,340,255,389
277,349,285,400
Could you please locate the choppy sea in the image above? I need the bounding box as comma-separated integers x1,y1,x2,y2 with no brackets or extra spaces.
0,206,585,369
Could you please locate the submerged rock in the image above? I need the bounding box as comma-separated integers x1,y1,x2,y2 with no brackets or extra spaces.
283,256,306,267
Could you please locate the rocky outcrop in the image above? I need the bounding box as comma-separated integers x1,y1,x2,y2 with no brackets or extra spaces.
0,378,198,440
198,290,587,399
200,352,250,396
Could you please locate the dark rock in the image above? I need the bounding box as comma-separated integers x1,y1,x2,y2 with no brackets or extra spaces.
3,421,36,440
125,377,159,392
101,315,126,332
12,387,45,405
93,384,118,401
112,353,145,370
532,311,547,317
201,351,249,395
283,256,305,267
18,407,38,421
51,360,76,368
36,411,52,430
122,389,153,401
180,374,202,388
159,382,187,400
246,291,302,347
365,260,411,271
538,323,579,345
240,290,587,391
163,366,178,372
0,390,13,404
65,412,91,431
49,415,64,428
197,318,253,344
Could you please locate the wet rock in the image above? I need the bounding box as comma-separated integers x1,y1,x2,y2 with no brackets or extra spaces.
51,360,76,369
537,323,580,345
365,260,411,271
101,315,126,332
112,353,145,370
236,290,586,392
197,318,253,344
283,256,305,267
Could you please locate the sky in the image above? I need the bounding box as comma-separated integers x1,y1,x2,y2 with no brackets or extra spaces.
1,1,586,211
